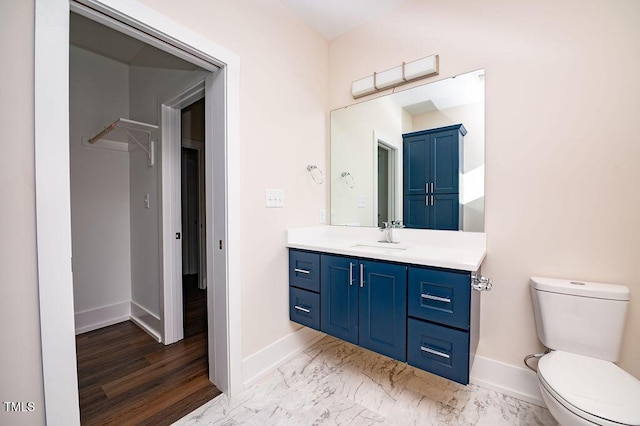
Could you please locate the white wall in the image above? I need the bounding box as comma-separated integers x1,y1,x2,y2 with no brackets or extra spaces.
128,65,208,317
69,46,132,316
329,0,640,378
0,1,45,424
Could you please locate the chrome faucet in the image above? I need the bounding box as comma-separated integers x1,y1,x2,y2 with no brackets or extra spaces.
379,220,404,243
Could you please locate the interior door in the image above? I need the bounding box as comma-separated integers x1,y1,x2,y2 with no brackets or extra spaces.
182,147,200,276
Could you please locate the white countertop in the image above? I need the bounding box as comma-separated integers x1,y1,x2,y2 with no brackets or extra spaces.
287,226,486,271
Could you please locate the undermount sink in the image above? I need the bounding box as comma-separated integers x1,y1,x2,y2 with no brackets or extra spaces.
350,244,408,253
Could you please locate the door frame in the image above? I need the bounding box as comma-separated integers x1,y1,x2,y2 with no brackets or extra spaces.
372,130,402,225
161,82,205,346
34,0,242,423
181,138,206,290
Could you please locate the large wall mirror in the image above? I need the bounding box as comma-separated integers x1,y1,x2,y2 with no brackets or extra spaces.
330,69,485,232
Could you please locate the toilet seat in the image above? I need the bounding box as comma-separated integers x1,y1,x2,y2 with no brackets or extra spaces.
537,351,640,426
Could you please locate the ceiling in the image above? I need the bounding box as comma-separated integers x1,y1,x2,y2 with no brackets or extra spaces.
282,0,414,40
392,70,485,114
70,13,201,71
70,1,412,69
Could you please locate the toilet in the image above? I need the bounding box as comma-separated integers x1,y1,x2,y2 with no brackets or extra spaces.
530,277,640,426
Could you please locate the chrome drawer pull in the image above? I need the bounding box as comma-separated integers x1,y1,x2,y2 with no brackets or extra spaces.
421,346,450,359
349,262,354,286
421,293,451,303
294,305,311,313
294,268,310,274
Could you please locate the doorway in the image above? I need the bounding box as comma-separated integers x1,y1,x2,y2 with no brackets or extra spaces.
35,1,242,422
181,99,208,338
376,142,397,227
68,10,219,422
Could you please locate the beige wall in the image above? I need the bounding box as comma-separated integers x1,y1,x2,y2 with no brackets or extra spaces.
137,0,330,356
329,0,640,377
0,1,46,425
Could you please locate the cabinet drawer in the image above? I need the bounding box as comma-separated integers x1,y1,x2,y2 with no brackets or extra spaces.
407,318,469,385
289,250,320,292
289,287,320,330
408,267,470,330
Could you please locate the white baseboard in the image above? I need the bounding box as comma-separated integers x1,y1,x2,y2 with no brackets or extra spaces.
470,355,545,407
75,301,130,334
130,301,162,342
242,327,324,387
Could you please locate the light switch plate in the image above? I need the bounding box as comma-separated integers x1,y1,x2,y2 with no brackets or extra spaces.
265,189,285,208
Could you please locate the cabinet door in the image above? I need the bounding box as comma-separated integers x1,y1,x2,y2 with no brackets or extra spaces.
404,194,459,230
358,260,407,361
431,129,459,194
432,193,460,231
320,255,359,344
403,133,431,196
403,195,430,229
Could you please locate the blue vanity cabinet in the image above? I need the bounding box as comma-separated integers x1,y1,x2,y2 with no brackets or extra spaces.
320,254,408,362
403,124,466,230
406,265,479,385
288,250,321,330
288,248,480,386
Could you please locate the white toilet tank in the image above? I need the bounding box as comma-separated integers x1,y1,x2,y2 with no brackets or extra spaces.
530,277,630,362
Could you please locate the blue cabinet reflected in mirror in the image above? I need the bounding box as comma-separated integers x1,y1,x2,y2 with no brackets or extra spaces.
330,69,485,232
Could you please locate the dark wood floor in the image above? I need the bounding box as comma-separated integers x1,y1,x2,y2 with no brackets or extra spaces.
183,274,207,338
76,276,218,425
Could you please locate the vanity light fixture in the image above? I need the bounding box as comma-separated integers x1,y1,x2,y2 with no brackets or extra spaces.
306,165,324,184
351,55,439,99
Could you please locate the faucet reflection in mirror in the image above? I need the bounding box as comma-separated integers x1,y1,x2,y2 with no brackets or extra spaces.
331,69,485,232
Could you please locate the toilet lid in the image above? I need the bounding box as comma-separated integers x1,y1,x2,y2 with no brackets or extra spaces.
538,351,640,425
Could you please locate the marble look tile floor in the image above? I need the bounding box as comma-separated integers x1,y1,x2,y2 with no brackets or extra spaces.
174,336,556,426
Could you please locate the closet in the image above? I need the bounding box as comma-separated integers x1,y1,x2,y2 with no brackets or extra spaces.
69,12,219,423
69,11,208,340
